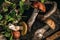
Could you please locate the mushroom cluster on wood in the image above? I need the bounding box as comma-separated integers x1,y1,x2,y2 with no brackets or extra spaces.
8,22,28,40
38,1,57,20
33,18,56,40
27,2,46,31
8,22,27,36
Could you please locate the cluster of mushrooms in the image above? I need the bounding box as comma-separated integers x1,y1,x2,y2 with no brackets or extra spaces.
27,1,57,40
0,0,58,40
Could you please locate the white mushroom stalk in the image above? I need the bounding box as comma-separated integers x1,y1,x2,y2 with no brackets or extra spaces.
8,23,23,31
42,1,57,20
27,8,39,31
33,25,49,40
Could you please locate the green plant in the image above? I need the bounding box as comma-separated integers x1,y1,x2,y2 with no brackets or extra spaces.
41,0,46,3
0,0,30,40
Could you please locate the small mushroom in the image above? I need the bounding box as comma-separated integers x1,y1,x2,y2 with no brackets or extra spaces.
33,1,46,12
12,31,20,40
45,18,55,30
43,24,59,38
27,2,46,31
20,22,27,36
8,22,27,36
33,18,56,40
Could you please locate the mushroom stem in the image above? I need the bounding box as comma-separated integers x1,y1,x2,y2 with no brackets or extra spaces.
33,18,55,39
43,25,49,32
27,8,39,31
43,26,59,38
46,31,60,40
43,1,57,20
19,26,23,30
32,25,49,40
15,26,23,31
38,1,57,20
8,23,23,31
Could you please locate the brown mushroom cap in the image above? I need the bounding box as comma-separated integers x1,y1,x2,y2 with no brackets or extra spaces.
45,18,56,30
33,2,39,8
12,31,21,39
21,22,27,36
38,2,46,12
32,2,46,12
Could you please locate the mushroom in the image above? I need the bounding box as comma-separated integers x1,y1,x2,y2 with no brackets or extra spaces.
45,18,56,30
43,23,59,38
8,22,27,36
46,31,60,40
38,1,57,20
12,31,20,40
27,2,46,31
33,18,56,40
